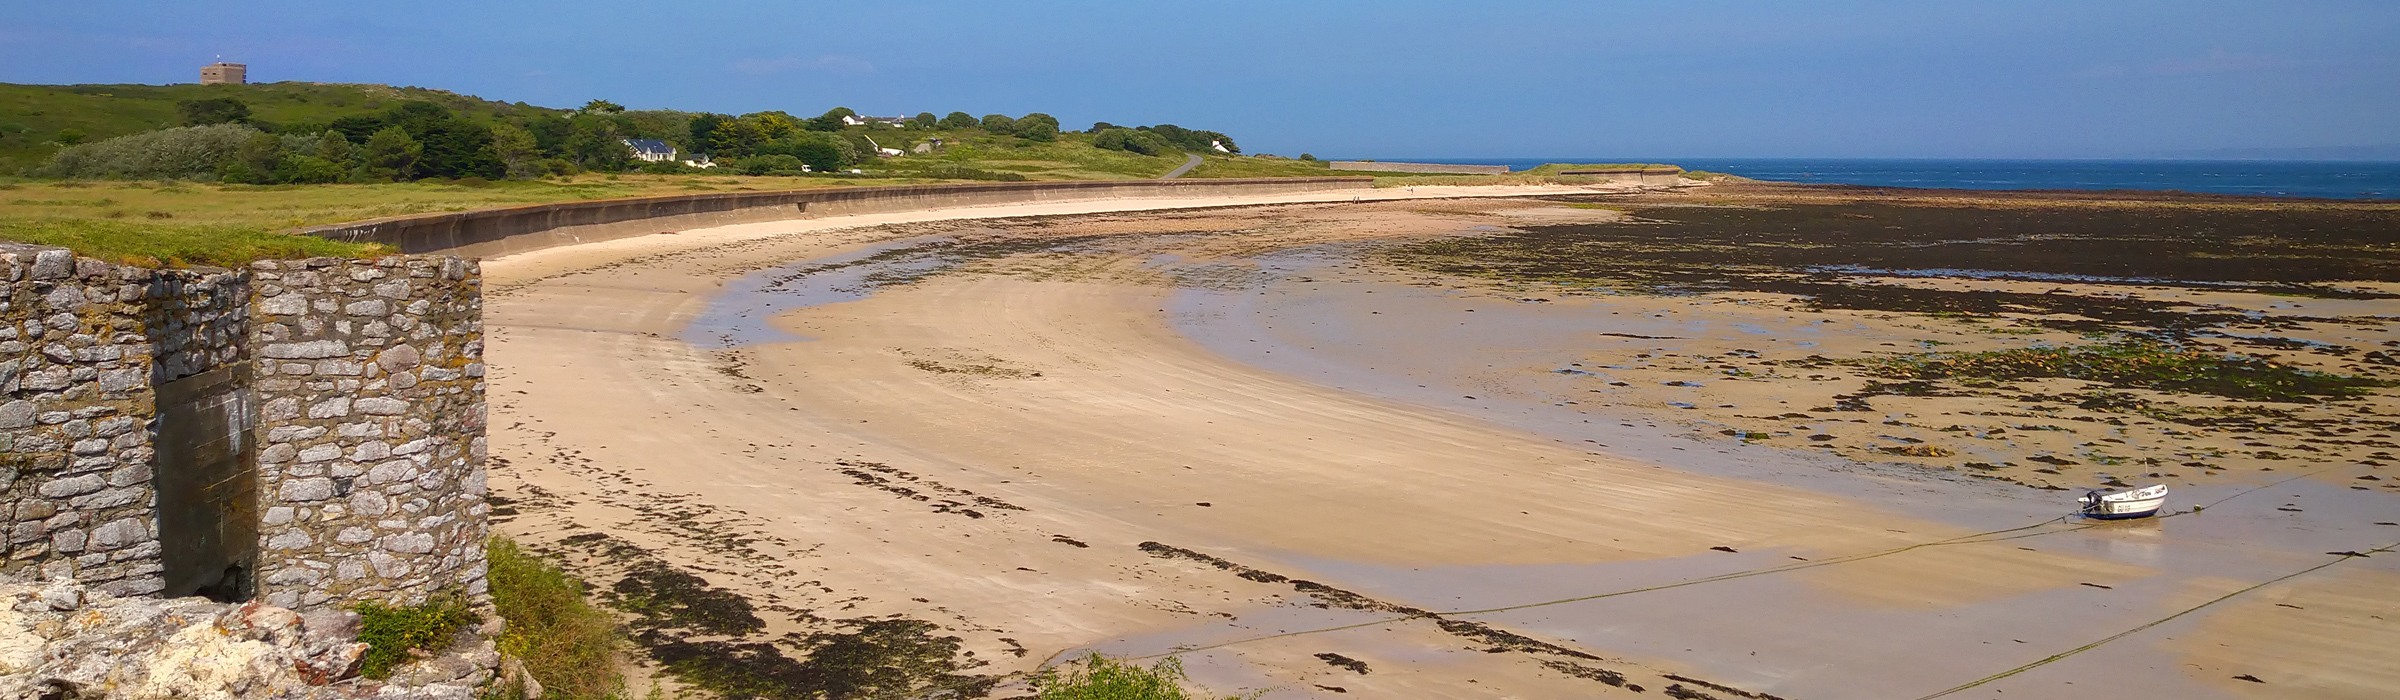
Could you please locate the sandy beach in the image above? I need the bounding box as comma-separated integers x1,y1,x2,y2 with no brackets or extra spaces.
481,184,2400,699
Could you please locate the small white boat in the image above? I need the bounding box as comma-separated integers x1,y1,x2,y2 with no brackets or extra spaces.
2079,484,2169,520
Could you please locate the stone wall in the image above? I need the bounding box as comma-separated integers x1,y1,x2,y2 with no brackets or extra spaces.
248,257,488,610
0,244,487,615
1,244,248,597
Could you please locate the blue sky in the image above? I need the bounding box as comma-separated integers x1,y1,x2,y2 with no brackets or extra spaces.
4,1,2395,159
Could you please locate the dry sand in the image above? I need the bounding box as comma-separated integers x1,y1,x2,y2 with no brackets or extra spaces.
483,187,2400,699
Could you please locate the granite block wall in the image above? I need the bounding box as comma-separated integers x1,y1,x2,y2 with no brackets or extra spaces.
0,244,247,596
1,244,487,613
247,257,488,610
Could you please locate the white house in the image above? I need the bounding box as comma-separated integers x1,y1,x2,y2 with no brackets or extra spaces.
840,115,910,128
623,138,678,163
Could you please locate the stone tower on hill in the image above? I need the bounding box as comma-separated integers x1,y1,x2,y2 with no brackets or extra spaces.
200,62,247,85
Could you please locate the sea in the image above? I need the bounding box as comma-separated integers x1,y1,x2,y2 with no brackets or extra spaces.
1387,158,2400,200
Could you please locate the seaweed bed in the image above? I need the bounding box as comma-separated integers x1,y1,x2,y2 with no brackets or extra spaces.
1851,339,2390,403
1398,195,2400,293
1378,187,2400,490
553,531,996,699
1388,194,2400,333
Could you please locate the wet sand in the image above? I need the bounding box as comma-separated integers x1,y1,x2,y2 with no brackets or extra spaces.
483,186,2400,698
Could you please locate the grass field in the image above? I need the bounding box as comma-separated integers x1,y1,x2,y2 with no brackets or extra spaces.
0,174,933,229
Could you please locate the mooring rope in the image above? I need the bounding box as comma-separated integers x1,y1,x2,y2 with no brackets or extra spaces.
1075,462,2357,672
1910,540,2397,700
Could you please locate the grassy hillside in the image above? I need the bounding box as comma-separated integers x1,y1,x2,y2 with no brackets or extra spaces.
0,82,564,171
870,129,1336,181
0,80,1510,265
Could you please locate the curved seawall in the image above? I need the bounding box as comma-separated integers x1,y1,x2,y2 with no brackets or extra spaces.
301,177,1373,258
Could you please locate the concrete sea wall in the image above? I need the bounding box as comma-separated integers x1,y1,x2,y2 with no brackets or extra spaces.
1328,161,1511,175
300,177,1376,258
1555,166,1686,186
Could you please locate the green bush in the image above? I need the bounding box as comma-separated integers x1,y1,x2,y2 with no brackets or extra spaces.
735,154,808,176
354,595,478,679
1014,113,1061,142
177,98,253,127
1093,128,1177,156
1035,655,1241,700
488,536,627,700
40,123,260,179
922,164,1028,181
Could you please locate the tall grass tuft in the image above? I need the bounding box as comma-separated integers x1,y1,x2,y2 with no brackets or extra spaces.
354,595,478,679
0,219,383,267
488,536,628,700
1035,655,1246,700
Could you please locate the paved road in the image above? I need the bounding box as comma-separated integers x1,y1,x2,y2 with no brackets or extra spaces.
1160,153,1203,179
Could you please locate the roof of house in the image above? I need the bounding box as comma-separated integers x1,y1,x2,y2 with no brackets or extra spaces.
623,138,675,154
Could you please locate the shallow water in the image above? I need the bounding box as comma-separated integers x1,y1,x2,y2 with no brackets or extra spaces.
679,236,955,348
1158,249,2399,698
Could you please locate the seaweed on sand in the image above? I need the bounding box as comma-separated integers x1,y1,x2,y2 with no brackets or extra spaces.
1849,339,2389,402
558,532,996,698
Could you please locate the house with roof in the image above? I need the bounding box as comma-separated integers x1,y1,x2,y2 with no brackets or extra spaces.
622,138,678,163
840,115,911,128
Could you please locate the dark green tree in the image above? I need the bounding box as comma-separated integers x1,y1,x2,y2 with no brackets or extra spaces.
978,114,1015,133
807,107,858,132
360,126,423,181
1013,113,1060,142
489,123,541,179
582,99,626,113
707,118,765,158
177,98,252,126
383,102,502,179
686,113,730,155
313,131,356,166
562,114,631,170
911,112,938,128
1093,128,1177,156
938,112,978,129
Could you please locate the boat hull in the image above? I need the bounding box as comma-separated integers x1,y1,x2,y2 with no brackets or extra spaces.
2085,502,2164,519
2079,485,2168,520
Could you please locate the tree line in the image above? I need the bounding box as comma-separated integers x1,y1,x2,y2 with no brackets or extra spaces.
37,96,1244,183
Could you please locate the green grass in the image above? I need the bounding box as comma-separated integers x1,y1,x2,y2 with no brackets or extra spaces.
1183,154,1339,178
1516,162,1678,175
871,129,1190,180
354,594,479,680
488,536,628,700
1851,338,2391,402
1035,655,1247,700
0,175,921,229
0,219,384,266
0,82,564,172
